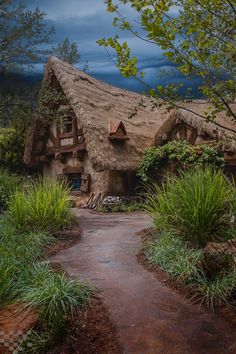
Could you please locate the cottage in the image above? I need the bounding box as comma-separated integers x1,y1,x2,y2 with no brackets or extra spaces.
24,57,236,198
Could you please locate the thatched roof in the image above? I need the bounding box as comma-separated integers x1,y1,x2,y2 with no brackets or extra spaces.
24,57,171,171
24,57,236,170
154,108,236,147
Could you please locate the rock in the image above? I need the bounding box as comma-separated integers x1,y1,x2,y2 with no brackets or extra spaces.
102,195,141,206
203,239,236,274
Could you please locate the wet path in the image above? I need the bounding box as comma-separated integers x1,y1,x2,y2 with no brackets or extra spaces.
52,210,235,354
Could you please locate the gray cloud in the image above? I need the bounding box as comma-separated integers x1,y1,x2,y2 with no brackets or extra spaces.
24,0,106,19
23,0,201,96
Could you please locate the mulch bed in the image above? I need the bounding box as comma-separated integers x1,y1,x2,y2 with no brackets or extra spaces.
0,304,38,354
48,296,121,354
46,220,82,257
137,228,236,328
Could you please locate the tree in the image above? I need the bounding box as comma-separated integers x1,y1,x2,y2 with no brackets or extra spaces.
0,0,54,72
0,85,38,172
53,37,80,64
98,0,236,120
0,0,53,171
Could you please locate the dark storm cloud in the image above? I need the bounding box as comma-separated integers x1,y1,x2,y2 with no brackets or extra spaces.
22,0,200,95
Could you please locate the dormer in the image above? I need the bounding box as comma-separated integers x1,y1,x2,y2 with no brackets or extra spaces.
108,120,129,142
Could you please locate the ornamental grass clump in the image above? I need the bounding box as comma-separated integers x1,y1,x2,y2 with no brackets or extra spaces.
0,217,54,307
21,263,93,334
8,177,72,232
194,271,236,313
0,174,93,349
146,167,233,247
0,258,21,308
145,167,236,311
146,231,202,281
0,169,22,210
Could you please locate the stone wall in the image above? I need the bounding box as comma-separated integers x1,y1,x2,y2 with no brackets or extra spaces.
43,153,110,194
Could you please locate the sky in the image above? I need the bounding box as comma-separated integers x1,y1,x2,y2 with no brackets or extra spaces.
23,0,201,95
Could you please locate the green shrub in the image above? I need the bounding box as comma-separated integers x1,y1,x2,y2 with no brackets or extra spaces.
146,167,233,247
19,329,52,354
0,258,21,308
0,217,54,308
8,177,72,232
1,232,52,263
0,178,93,349
145,231,236,312
138,141,225,182
0,169,22,210
21,263,93,332
194,271,236,313
146,231,202,281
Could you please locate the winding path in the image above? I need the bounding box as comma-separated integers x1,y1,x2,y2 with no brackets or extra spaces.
52,210,236,354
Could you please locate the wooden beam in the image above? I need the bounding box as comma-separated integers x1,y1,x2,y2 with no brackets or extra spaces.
178,125,187,140
73,116,79,145
45,144,84,155
63,166,84,174
188,128,198,145
39,155,50,162
49,131,59,147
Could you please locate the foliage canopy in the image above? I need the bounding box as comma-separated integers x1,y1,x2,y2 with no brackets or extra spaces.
0,0,54,72
53,37,80,64
99,0,236,120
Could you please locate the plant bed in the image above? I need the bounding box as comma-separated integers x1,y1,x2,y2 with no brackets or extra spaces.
46,220,82,257
47,296,121,354
142,168,236,313
0,303,38,354
0,176,102,353
137,228,236,322
0,296,121,354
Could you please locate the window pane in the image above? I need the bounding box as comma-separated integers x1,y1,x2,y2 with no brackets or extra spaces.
60,116,73,133
70,174,81,190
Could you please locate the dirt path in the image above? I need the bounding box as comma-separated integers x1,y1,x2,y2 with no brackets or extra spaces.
52,210,236,354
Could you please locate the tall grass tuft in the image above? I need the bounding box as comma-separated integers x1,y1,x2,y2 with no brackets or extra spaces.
146,167,233,247
146,231,202,281
194,271,236,313
0,169,22,210
21,263,93,332
8,177,72,232
0,216,54,307
0,258,21,308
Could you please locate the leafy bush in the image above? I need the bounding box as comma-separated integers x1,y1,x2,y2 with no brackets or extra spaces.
0,169,22,210
146,167,234,247
138,140,225,182
8,177,72,232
